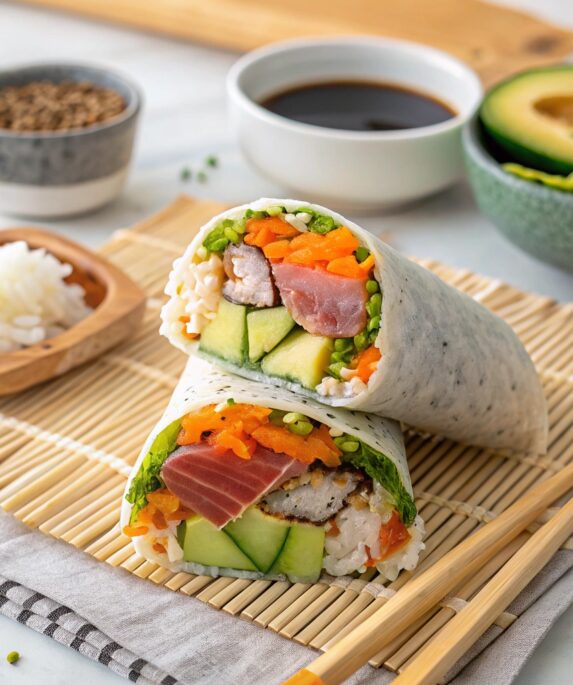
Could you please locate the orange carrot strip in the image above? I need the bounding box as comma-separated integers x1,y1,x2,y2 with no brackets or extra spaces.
326,255,368,279
263,240,292,259
251,423,341,467
246,216,300,237
350,346,381,382
208,428,257,459
166,508,194,521
153,542,167,554
123,524,149,537
147,488,180,515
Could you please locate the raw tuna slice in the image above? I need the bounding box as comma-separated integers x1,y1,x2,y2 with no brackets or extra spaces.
272,262,367,337
161,444,307,528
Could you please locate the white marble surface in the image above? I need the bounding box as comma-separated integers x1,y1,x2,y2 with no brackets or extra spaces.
0,0,572,683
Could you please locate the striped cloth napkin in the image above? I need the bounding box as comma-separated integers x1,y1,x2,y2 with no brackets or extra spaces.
0,577,180,685
0,510,572,685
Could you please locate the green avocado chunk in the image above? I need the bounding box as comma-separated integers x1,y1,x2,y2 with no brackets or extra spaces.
261,328,333,389
178,516,257,571
247,306,295,363
480,66,573,175
270,523,325,583
199,298,247,365
225,507,290,572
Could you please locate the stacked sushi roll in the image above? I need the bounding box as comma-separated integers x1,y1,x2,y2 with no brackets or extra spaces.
122,199,547,583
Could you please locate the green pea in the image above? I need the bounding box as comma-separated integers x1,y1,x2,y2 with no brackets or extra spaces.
328,362,345,378
266,205,284,216
368,293,382,314
368,316,381,332
340,440,359,452
288,421,313,436
6,652,19,665
283,412,307,424
226,398,236,406
330,351,346,363
209,237,228,252
354,332,368,351
355,246,370,263
366,279,379,294
369,329,379,343
224,226,240,244
233,219,246,234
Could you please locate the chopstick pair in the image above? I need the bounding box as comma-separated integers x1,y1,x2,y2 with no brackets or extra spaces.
283,460,573,685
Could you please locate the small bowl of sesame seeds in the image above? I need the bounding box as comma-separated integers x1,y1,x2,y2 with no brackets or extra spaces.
0,63,141,218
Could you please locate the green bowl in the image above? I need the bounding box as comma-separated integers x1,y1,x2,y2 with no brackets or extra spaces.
463,112,573,272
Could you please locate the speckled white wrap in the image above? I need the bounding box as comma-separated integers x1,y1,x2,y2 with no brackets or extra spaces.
161,198,547,454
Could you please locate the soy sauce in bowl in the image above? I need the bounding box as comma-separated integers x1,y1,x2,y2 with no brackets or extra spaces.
260,80,456,132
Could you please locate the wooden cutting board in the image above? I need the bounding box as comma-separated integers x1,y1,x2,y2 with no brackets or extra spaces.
21,0,573,85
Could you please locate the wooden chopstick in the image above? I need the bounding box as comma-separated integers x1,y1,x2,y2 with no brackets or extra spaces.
282,460,573,685
391,494,573,685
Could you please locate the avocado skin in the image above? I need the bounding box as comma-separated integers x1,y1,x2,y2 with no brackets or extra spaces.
480,65,573,176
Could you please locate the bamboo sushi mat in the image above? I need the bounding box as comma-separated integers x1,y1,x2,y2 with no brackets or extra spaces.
1,195,572,673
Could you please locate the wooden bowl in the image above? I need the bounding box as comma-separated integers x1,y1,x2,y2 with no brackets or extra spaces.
0,227,146,395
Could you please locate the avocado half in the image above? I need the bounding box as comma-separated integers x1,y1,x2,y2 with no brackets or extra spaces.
480,65,573,175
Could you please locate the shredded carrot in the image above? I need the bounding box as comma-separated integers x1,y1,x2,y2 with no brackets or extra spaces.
261,225,370,279
123,524,149,537
262,239,291,260
178,403,272,458
178,315,198,341
349,346,382,383
326,255,368,279
251,423,341,468
207,428,257,460
177,402,341,466
147,489,180,515
166,508,194,521
153,541,167,554
365,512,411,566
247,216,300,237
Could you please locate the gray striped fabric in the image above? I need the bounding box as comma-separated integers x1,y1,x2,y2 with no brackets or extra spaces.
0,577,179,685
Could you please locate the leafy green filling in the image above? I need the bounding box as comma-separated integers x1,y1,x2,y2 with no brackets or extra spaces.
338,438,417,526
125,419,182,523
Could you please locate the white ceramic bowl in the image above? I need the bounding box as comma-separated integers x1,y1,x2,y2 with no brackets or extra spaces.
227,37,482,211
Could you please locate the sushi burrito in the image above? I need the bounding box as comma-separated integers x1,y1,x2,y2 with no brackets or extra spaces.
121,357,424,583
160,198,548,454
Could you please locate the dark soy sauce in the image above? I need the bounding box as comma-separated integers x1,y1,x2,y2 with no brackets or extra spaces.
260,80,456,132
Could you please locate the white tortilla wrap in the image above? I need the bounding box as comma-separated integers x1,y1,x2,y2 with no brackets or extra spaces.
161,199,547,454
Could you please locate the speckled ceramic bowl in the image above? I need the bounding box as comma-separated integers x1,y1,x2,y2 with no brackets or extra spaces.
0,63,141,218
463,112,573,272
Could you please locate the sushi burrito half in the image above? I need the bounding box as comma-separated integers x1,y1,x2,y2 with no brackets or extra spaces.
121,357,424,584
160,198,547,454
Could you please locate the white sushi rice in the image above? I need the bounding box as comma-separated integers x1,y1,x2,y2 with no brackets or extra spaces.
324,482,425,580
160,252,223,339
0,241,92,353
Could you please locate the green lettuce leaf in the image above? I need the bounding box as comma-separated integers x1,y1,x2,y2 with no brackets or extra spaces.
125,419,182,523
340,440,417,526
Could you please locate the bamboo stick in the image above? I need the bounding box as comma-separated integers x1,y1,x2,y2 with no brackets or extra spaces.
282,461,573,685
392,496,573,685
